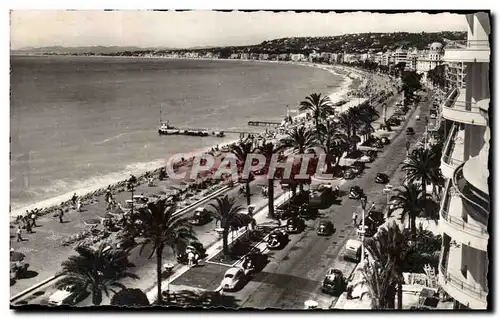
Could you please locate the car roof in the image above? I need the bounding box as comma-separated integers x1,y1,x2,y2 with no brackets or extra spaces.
225,267,242,275
346,239,363,249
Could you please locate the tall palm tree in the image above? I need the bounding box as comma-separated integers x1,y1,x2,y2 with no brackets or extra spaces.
338,108,362,152
365,222,409,309
208,195,243,257
280,125,317,192
401,148,440,208
317,120,348,174
388,183,424,235
355,258,395,309
137,199,197,304
57,242,138,305
299,93,333,131
230,138,255,205
257,140,285,219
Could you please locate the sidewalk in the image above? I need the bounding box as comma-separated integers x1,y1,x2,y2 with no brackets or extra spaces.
145,189,291,303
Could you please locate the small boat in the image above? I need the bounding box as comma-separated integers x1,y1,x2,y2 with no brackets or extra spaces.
158,121,180,135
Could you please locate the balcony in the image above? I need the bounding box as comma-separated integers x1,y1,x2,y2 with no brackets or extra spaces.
443,40,490,63
442,88,487,125
452,164,490,227
438,243,488,309
440,124,464,178
439,180,488,251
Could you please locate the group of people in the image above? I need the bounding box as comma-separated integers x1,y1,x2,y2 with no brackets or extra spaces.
15,210,39,242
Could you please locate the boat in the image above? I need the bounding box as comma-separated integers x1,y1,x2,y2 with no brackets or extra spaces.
158,121,180,135
157,104,225,137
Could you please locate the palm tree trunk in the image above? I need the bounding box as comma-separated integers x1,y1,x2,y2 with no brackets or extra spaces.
397,281,403,309
92,289,102,306
222,228,229,256
267,179,274,218
156,244,164,304
245,181,251,205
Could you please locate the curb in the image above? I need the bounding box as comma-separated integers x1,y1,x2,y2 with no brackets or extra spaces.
10,275,58,304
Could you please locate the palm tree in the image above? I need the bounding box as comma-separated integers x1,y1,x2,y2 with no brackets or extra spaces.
388,183,424,235
57,242,138,305
111,288,150,307
338,108,362,152
299,93,333,131
402,148,441,209
137,199,197,304
280,125,317,192
365,222,409,309
230,138,255,205
257,140,285,220
317,120,348,174
208,195,244,257
355,258,395,309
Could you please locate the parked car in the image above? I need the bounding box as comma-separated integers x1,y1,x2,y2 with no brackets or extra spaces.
241,249,269,275
352,161,365,174
189,207,212,225
358,154,372,163
266,230,289,250
286,216,306,234
367,150,378,160
406,127,415,135
298,205,319,220
322,269,346,296
343,239,362,262
375,173,389,184
380,137,390,145
48,285,82,306
177,241,206,264
343,169,356,180
416,115,421,121
348,186,363,199
317,219,335,236
221,267,247,291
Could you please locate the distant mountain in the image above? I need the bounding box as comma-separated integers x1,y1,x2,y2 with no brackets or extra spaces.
11,46,162,55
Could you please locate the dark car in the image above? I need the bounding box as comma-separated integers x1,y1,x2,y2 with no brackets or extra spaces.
348,186,363,199
177,241,207,264
406,127,415,135
375,173,389,184
352,161,365,174
286,216,306,234
241,249,269,275
189,207,212,226
298,205,319,220
266,230,289,250
343,169,356,180
380,137,390,145
322,268,346,296
317,220,335,236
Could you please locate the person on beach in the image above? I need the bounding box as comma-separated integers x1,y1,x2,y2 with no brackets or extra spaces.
58,209,64,223
76,199,82,212
352,212,358,227
30,211,37,227
25,220,33,234
16,226,24,242
71,193,78,206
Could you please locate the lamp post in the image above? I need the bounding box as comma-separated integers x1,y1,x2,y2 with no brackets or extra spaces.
127,180,135,215
360,195,368,262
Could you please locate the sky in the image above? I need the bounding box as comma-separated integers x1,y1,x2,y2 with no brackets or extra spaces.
10,10,468,50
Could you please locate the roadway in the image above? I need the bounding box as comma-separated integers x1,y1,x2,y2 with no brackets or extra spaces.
228,90,432,309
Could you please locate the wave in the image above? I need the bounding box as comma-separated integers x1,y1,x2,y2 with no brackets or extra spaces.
93,132,128,146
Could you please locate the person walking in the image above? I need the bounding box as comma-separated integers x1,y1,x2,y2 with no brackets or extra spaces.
352,211,358,227
58,209,64,223
76,199,82,212
30,211,37,227
16,227,23,242
71,193,78,207
187,250,195,267
25,220,33,234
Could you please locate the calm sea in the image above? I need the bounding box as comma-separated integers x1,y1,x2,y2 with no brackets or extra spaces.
10,55,344,212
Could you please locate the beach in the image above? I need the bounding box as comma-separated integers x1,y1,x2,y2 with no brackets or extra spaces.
10,56,350,216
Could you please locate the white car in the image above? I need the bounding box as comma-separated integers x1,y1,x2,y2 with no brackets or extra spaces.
358,155,372,163
221,267,246,291
48,285,76,306
430,113,437,119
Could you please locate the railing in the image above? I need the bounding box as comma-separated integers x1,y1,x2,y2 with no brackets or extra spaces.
446,40,490,50
441,124,465,166
443,87,459,108
439,264,488,301
452,164,490,223
440,183,488,238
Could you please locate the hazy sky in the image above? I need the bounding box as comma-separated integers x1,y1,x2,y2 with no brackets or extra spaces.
10,10,468,49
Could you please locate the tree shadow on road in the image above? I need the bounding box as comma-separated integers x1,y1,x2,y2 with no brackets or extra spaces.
162,290,240,309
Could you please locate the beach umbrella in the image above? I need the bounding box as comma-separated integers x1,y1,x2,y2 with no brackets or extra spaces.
10,251,25,262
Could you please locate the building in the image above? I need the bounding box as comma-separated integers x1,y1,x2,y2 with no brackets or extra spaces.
290,53,306,62
416,42,445,82
446,62,467,89
381,51,392,66
437,12,490,310
405,49,419,71
391,48,408,65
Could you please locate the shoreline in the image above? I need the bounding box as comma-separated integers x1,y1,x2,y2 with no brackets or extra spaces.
9,58,361,218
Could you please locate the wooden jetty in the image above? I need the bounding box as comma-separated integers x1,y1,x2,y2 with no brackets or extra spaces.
247,120,282,127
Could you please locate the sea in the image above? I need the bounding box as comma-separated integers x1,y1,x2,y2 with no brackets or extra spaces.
10,55,346,215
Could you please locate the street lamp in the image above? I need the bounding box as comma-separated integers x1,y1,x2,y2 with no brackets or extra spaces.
360,194,368,262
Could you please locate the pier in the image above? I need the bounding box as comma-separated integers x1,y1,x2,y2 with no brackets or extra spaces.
247,120,282,127
164,126,255,135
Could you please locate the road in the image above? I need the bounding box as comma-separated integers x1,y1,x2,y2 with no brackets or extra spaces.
228,90,432,309
13,175,281,306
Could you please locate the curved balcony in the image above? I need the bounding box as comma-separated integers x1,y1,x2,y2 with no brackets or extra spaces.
439,180,488,251
440,124,464,178
452,164,490,227
442,88,487,126
443,40,490,63
439,264,488,309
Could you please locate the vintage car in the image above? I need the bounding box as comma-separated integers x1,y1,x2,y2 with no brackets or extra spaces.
176,241,206,264
266,230,289,250
48,285,88,306
348,186,363,199
380,137,390,145
321,268,346,296
352,161,365,174
406,127,416,135
286,216,306,234
317,219,335,236
241,249,269,276
358,154,372,163
221,267,247,291
343,239,362,263
375,173,390,184
189,207,212,226
343,169,356,180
